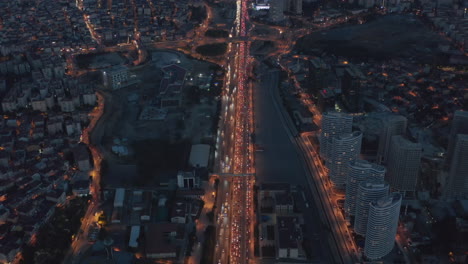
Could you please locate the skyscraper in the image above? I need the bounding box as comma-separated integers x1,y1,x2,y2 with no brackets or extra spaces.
269,0,286,22
344,160,386,217
444,134,468,200
341,65,365,113
446,111,468,164
386,135,422,195
354,181,389,236
291,0,302,15
328,131,362,188
364,193,402,260
376,115,407,164
319,112,353,161
309,57,331,95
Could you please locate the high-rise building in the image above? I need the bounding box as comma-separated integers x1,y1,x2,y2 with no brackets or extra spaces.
446,111,468,164
444,134,468,200
386,135,421,195
364,193,402,260
308,57,331,95
317,87,335,113
354,181,389,236
319,112,353,161
328,131,362,188
269,0,286,22
376,115,407,164
291,0,302,15
341,65,365,113
344,160,386,216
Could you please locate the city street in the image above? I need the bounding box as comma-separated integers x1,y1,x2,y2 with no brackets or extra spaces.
63,92,105,264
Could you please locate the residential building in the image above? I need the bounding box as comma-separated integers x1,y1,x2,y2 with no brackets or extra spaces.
269,0,286,22
176,171,200,189
446,111,468,164
376,115,407,164
72,180,90,197
364,193,402,260
114,188,126,208
444,134,468,200
317,87,335,113
82,92,97,106
31,97,47,112
344,160,386,217
341,65,365,113
319,112,353,161
290,0,302,14
72,144,91,171
328,131,362,188
102,65,129,90
386,135,422,195
354,182,389,236
59,98,75,112
309,57,331,95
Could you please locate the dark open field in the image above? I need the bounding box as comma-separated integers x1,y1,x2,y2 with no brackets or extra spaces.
295,14,451,63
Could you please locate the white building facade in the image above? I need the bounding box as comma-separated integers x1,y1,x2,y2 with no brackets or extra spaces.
328,131,362,188
364,193,402,260
319,112,353,161
354,182,389,236
344,160,386,217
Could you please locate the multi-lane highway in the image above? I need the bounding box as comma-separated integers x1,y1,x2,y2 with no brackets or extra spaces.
213,0,255,263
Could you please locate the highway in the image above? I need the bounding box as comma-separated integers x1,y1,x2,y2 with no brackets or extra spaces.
70,0,369,263
213,0,255,263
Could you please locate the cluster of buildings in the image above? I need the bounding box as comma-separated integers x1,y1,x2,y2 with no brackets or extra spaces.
262,0,370,23
317,110,468,260
0,1,99,258
421,1,468,58
81,0,199,44
303,56,467,121
318,112,405,260
257,183,307,260
80,143,210,263
95,172,206,262
2,75,97,114
0,112,94,263
0,0,95,58
280,29,467,260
